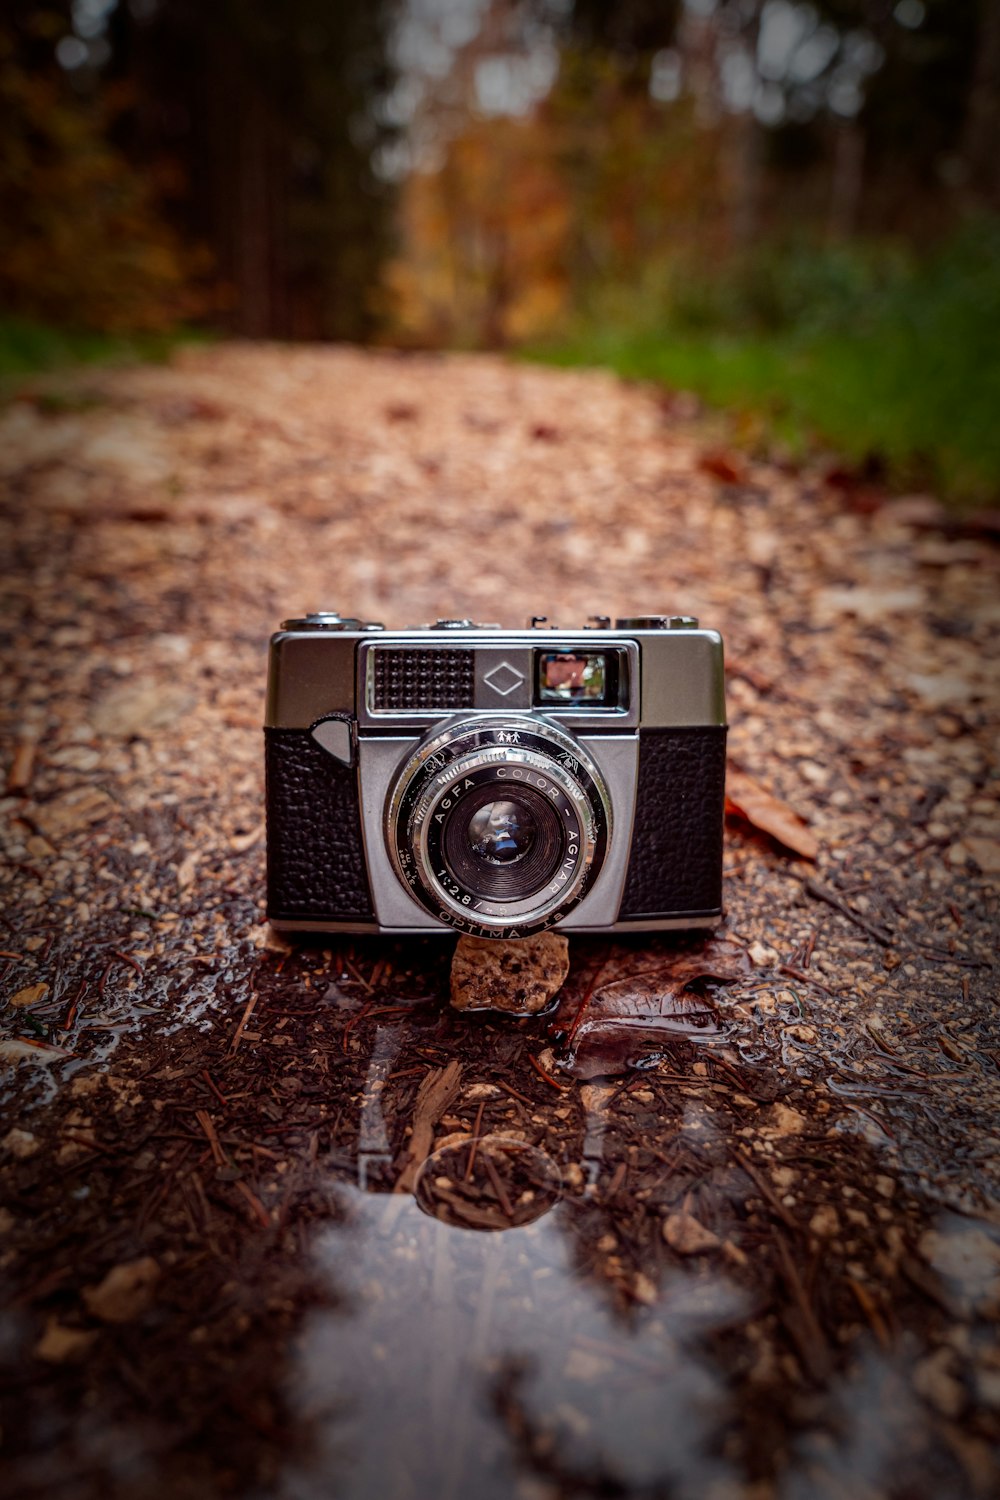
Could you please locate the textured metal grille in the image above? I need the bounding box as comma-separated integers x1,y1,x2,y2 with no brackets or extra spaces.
372,649,475,710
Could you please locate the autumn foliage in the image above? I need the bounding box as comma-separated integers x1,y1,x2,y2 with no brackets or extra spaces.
0,26,206,334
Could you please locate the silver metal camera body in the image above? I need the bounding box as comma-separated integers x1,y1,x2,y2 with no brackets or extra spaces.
264,613,726,939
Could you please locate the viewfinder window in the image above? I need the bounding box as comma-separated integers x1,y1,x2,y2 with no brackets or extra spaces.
536,652,610,704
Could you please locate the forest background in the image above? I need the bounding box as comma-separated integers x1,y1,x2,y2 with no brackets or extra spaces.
2,0,999,508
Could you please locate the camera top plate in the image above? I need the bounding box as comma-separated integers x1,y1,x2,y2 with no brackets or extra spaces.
265,619,725,732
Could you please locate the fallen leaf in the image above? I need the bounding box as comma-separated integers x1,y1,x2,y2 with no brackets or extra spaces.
91,680,194,738
813,586,924,622
6,983,48,1009
0,1037,70,1062
394,1061,463,1194
725,767,819,860
698,450,747,484
82,1257,160,1323
550,939,749,1078
35,786,116,839
176,852,198,891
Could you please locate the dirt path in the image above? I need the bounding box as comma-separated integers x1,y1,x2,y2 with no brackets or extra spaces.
1,344,998,1499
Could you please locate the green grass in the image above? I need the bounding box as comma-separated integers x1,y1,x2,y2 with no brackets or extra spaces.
525,226,1000,509
0,317,208,381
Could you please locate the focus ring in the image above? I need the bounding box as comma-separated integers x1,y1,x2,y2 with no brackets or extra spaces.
386,717,611,938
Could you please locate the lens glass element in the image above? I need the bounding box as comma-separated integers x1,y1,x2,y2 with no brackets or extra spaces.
441,784,565,903
468,799,536,865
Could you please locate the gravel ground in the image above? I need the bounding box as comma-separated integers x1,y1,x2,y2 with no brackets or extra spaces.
1,343,998,1499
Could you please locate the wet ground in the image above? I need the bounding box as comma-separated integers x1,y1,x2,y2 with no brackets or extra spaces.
1,344,998,1498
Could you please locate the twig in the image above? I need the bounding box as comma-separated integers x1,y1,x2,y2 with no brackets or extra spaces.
464,1100,487,1182
234,1179,271,1229
774,1235,831,1382
201,1069,229,1107
482,1151,515,1218
563,950,613,1048
229,990,259,1053
111,948,144,977
195,1109,227,1167
736,1149,802,1233
529,1054,567,1091
802,877,894,948
495,1080,535,1107
847,1276,890,1349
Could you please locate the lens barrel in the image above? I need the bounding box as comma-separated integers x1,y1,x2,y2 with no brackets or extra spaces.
386,717,611,937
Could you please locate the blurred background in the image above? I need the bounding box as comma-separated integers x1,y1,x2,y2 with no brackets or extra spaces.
1,0,998,505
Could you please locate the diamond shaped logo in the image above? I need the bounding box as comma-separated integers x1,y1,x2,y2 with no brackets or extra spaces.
483,660,524,698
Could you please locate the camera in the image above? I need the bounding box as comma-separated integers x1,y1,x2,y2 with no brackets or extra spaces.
264,612,726,939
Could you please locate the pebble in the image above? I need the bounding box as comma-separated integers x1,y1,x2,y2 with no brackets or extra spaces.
450,932,570,1015
663,1210,721,1255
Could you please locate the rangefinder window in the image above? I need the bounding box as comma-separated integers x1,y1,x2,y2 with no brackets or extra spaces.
535,651,615,705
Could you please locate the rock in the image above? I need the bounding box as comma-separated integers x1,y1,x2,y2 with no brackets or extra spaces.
249,923,293,954
765,1104,808,1137
3,1128,38,1158
948,837,1000,875
663,1210,720,1255
809,1205,840,1238
632,1271,658,1305
35,1318,98,1364
82,1257,161,1323
919,1225,1000,1316
449,933,570,1015
913,1347,965,1418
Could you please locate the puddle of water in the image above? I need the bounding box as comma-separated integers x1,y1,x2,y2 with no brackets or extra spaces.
285,1185,746,1500
1,940,257,1110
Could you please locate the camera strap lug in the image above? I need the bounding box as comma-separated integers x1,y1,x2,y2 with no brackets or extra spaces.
310,713,356,767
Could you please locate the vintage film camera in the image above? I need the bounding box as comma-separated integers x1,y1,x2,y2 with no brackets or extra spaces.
264,613,726,939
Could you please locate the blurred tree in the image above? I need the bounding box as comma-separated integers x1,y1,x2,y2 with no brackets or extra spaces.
111,0,398,339
0,3,205,332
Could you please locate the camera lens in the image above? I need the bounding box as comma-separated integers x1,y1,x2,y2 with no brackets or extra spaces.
387,716,611,937
443,786,564,902
468,799,535,864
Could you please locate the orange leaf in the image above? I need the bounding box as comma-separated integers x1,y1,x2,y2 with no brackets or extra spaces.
698,450,747,485
726,768,819,861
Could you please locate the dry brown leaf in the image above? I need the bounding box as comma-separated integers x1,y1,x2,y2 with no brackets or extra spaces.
698,450,747,485
6,983,48,1009
725,767,819,861
550,939,749,1079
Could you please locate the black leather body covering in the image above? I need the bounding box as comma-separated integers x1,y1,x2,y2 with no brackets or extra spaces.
264,729,373,922
618,726,727,919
